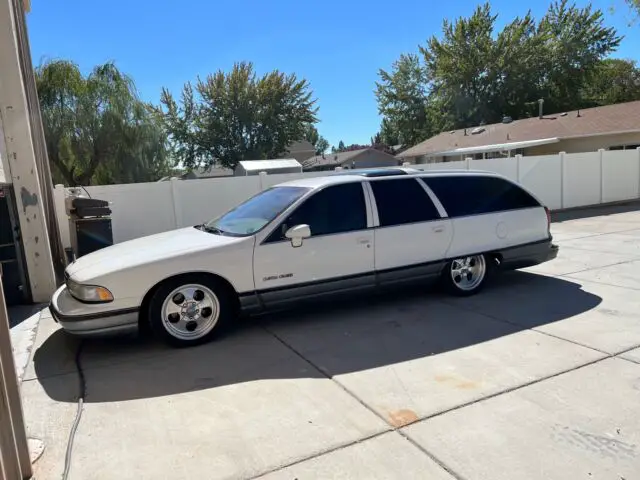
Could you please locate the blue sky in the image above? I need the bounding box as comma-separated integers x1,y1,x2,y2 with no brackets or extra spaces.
27,0,640,148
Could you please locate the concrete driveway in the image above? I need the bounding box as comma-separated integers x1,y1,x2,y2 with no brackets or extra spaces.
19,203,640,480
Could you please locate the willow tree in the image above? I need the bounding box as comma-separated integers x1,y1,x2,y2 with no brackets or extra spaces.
36,60,172,186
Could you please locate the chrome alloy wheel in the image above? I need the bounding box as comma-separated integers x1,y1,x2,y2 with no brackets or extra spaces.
450,255,486,291
161,284,220,340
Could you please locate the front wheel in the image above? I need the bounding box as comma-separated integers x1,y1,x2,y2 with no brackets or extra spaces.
148,275,235,347
442,254,488,296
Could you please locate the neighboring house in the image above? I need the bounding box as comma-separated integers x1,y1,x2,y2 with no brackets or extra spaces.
235,159,302,176
390,144,408,155
281,140,316,162
303,148,400,172
399,100,640,164
180,166,234,180
161,159,303,181
158,140,314,181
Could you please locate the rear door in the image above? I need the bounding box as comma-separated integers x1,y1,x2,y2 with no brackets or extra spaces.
368,177,452,285
253,181,375,306
422,174,547,258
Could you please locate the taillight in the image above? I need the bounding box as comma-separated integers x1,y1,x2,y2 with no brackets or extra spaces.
544,206,551,233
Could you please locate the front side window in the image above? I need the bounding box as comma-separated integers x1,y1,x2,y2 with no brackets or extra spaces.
370,178,441,227
424,176,540,217
266,182,367,242
204,186,309,236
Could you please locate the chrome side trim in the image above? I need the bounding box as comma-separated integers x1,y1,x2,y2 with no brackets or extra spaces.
238,292,262,312
377,261,445,286
259,273,376,307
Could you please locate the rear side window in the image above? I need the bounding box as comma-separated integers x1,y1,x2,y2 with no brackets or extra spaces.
423,176,540,217
265,182,367,242
370,178,441,227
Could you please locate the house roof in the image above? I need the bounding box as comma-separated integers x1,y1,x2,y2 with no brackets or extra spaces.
439,137,561,157
303,148,398,169
399,100,640,158
286,140,315,153
238,158,302,172
187,166,234,179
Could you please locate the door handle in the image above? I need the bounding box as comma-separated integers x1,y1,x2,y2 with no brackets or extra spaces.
433,226,445,233
356,237,370,245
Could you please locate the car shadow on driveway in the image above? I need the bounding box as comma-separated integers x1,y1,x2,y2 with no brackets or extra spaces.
34,271,602,403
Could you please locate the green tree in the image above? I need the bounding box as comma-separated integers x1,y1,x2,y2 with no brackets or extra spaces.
377,1,621,145
375,54,444,146
378,118,401,146
36,60,171,186
582,58,640,106
623,0,640,18
315,136,330,155
303,123,319,146
537,0,621,113
159,62,317,169
304,123,330,154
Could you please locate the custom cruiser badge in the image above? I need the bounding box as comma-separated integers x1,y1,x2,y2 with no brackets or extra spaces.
263,273,293,282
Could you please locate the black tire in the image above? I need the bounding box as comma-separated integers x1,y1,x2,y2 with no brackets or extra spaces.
148,274,236,347
441,254,489,297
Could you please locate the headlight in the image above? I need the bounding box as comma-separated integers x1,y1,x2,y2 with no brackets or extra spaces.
67,279,113,303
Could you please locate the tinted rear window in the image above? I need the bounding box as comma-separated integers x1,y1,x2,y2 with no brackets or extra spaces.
423,176,540,217
370,178,441,226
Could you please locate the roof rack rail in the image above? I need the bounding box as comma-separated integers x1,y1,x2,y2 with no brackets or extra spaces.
331,167,418,178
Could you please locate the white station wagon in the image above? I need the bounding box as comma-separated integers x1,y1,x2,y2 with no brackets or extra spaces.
50,168,558,347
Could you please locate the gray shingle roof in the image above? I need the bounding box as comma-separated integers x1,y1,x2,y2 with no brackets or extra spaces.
399,100,640,158
303,148,376,168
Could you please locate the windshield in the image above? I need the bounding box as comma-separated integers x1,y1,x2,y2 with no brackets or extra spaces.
203,186,309,236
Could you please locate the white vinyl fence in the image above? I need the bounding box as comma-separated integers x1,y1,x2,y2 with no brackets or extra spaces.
53,148,640,247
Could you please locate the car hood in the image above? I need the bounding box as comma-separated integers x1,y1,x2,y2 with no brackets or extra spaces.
66,226,244,280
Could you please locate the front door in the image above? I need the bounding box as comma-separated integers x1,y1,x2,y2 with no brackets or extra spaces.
253,182,375,307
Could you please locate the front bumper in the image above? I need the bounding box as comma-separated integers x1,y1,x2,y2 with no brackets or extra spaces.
49,284,139,337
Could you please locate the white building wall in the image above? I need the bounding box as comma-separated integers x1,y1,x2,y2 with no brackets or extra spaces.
0,0,56,301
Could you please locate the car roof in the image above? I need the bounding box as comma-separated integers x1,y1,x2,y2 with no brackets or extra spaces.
277,168,503,189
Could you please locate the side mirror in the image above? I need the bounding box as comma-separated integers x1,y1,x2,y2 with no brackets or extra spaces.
285,224,311,248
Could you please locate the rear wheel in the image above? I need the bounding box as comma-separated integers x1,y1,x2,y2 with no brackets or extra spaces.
148,275,235,347
442,254,488,296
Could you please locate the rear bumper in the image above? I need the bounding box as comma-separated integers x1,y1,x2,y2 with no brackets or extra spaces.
499,238,559,270
49,285,139,337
